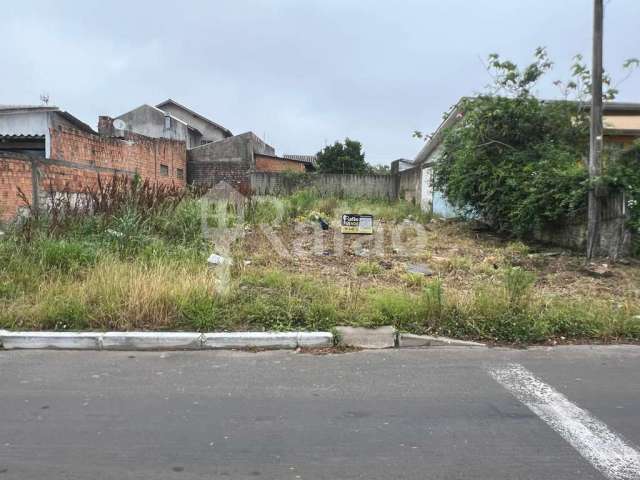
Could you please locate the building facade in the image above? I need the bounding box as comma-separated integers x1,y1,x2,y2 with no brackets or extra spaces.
0,106,186,221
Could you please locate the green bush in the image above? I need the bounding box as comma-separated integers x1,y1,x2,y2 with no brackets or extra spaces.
36,239,97,273
356,261,382,276
434,96,589,236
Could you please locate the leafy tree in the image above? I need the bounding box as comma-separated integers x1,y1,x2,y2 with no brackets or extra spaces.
316,139,367,174
418,48,639,238
367,164,391,175
434,96,590,235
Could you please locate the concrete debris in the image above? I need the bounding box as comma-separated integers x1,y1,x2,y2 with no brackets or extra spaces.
583,263,613,278
529,251,563,258
379,260,393,270
106,229,124,238
207,253,229,266
406,263,434,276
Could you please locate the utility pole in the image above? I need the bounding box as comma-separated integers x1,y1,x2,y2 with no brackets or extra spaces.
586,0,604,260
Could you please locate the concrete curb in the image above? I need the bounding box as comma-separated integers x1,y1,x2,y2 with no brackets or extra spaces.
398,333,486,348
0,330,334,351
333,326,487,349
0,330,484,351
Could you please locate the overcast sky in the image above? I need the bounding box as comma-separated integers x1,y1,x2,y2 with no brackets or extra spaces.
2,0,638,164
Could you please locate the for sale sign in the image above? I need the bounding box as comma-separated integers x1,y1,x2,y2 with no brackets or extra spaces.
341,214,374,234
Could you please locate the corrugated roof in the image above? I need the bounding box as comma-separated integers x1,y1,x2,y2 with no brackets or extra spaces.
0,134,45,140
282,154,317,166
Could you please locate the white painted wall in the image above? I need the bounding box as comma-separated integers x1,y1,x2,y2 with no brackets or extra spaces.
0,110,52,156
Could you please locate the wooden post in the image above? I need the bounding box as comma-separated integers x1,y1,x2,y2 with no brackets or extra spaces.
586,0,604,260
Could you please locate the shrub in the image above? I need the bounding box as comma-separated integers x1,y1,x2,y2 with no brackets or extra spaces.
434,96,589,236
36,238,97,273
356,261,382,276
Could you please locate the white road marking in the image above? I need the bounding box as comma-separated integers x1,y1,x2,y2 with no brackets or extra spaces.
489,363,640,480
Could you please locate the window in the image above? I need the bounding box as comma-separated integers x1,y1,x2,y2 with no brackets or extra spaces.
176,168,184,180
164,115,171,130
160,164,169,176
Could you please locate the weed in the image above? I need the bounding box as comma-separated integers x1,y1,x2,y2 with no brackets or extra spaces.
502,267,536,306
356,261,383,276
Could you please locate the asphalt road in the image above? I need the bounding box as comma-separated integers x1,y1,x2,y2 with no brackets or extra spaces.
0,346,639,479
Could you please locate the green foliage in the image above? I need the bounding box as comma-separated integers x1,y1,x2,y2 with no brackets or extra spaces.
434,95,590,236
502,267,536,306
367,164,391,175
316,138,368,174
355,261,383,276
486,47,553,97
423,48,639,240
602,141,640,255
36,238,98,273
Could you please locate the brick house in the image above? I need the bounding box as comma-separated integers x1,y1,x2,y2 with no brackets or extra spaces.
0,105,186,221
1,100,313,220
112,100,309,190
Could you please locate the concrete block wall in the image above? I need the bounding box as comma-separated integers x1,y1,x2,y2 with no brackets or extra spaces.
187,133,253,193
397,166,421,204
250,172,396,199
532,190,630,258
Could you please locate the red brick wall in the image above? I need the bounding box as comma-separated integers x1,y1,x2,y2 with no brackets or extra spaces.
606,135,638,149
254,154,305,173
1,127,188,222
49,126,186,187
0,155,33,221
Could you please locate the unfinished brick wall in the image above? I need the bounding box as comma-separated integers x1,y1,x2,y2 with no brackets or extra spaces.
254,154,305,173
0,154,33,221
1,127,187,222
49,126,186,187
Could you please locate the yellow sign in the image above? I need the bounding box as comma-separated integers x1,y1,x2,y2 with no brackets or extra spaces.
341,214,374,234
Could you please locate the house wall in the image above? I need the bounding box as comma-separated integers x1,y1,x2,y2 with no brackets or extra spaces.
187,132,275,193
604,115,640,131
606,135,638,149
254,154,305,173
0,110,52,157
158,103,230,143
112,105,189,145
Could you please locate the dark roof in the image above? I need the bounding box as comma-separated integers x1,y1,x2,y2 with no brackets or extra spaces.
544,100,640,114
156,99,232,137
282,154,317,166
56,110,96,134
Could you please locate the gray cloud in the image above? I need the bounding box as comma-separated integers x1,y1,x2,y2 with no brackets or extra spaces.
2,0,638,164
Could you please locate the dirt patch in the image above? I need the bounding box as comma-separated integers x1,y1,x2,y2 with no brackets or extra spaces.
236,218,640,303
